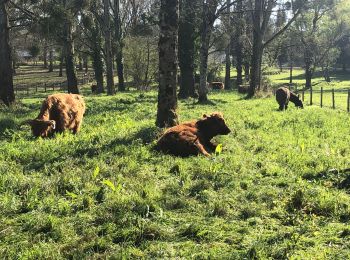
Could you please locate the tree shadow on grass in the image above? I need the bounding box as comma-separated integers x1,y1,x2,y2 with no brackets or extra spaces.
133,125,161,144
0,118,18,138
85,95,157,116
303,168,350,191
73,125,160,159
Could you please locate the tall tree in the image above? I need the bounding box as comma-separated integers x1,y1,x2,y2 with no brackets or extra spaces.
103,0,115,95
114,0,125,91
295,0,343,88
224,0,232,90
235,0,244,85
80,2,105,93
156,0,179,128
247,0,304,97
0,0,15,106
178,0,198,99
198,0,236,102
198,0,219,102
64,15,79,94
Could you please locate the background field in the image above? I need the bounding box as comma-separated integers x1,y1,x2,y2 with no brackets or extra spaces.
1,84,350,258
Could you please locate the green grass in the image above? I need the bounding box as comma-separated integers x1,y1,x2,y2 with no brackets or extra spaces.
269,68,350,91
1,90,350,258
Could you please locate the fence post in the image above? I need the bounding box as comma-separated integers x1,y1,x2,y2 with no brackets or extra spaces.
44,83,47,92
36,85,38,92
27,86,29,95
320,87,323,108
332,88,335,109
310,87,313,105
53,84,55,91
347,89,350,113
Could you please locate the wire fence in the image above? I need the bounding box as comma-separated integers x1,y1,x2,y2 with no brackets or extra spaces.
274,85,350,112
14,73,95,96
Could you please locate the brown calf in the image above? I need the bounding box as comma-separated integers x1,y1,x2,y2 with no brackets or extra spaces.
27,93,86,137
156,112,231,157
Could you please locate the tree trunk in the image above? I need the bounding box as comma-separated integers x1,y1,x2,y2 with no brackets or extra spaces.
92,48,104,93
248,32,263,97
12,53,16,75
59,48,64,77
156,0,179,128
289,62,293,84
43,44,48,69
198,3,213,103
144,38,151,90
116,50,125,91
64,21,79,94
104,0,115,95
178,0,196,98
235,0,243,86
49,49,54,72
78,56,83,71
84,55,88,73
323,67,330,82
289,52,293,84
305,66,312,89
198,28,210,102
225,44,231,89
304,49,313,89
114,0,125,92
244,62,249,81
0,0,15,106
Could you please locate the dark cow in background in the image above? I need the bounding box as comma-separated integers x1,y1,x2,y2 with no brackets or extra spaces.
209,82,224,90
276,87,303,111
156,112,231,157
91,84,97,93
27,93,86,137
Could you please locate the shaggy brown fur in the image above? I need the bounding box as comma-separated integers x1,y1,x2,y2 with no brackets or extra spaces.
209,82,224,90
28,93,86,137
91,84,97,93
276,87,303,111
156,112,231,157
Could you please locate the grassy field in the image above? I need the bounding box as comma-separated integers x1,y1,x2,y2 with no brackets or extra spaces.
268,68,350,91
1,89,350,258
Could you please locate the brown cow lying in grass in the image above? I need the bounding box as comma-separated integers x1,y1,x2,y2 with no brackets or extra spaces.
276,87,303,111
27,93,86,137
156,112,231,157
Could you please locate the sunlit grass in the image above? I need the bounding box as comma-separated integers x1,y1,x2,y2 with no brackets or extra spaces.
1,90,350,258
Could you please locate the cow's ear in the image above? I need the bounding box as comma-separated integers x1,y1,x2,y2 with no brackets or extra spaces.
298,94,300,98
203,114,208,118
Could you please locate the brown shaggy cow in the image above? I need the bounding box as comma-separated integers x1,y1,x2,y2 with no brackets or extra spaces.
209,82,225,90
276,87,303,111
91,84,97,93
27,93,86,137
156,112,231,157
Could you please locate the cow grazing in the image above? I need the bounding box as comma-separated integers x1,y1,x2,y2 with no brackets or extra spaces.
27,93,86,137
91,84,97,93
276,87,303,111
209,82,225,90
156,112,231,157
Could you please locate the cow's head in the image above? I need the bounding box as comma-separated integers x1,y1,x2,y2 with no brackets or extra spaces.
27,119,56,137
199,112,231,136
